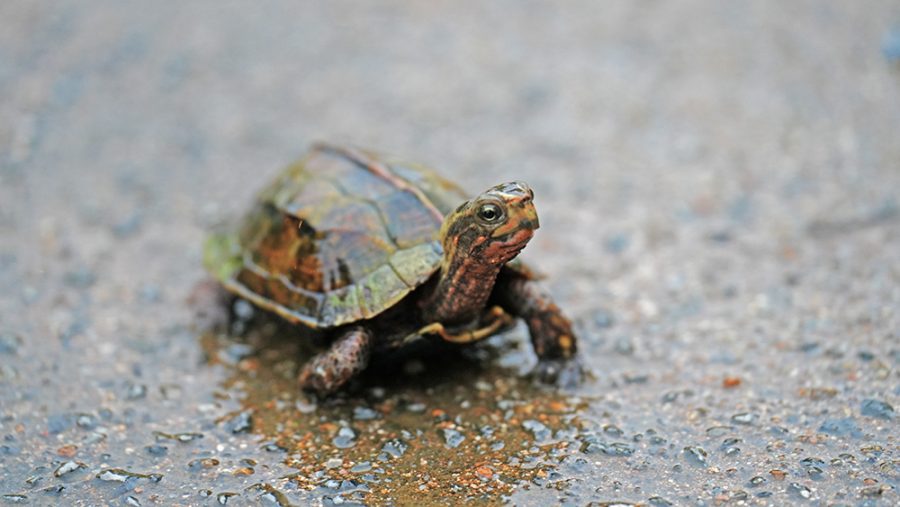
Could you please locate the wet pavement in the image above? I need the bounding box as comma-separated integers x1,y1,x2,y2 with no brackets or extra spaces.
1,1,899,505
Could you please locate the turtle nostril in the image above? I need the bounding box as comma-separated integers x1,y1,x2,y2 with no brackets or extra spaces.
522,188,534,203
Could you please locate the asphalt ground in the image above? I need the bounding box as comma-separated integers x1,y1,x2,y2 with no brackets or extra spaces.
1,2,898,505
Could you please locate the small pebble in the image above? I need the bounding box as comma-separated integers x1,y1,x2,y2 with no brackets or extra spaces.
441,429,465,449
82,432,105,445
187,458,220,471
154,431,203,443
97,468,138,482
217,492,237,504
263,443,287,453
145,444,167,456
295,398,317,414
769,469,787,481
75,414,96,429
522,420,551,442
474,380,493,391
603,424,623,437
353,407,379,421
125,383,147,401
860,399,894,420
731,412,758,425
54,461,85,478
350,462,372,473
748,476,766,487
788,482,812,499
219,343,254,365
860,485,885,497
596,442,635,457
380,439,407,458
332,426,356,449
232,300,255,321
224,410,253,434
683,446,708,467
405,402,426,413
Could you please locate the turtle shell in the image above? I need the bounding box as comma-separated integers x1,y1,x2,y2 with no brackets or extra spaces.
205,144,476,329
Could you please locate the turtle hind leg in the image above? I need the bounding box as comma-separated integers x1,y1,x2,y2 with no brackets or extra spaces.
494,274,585,387
298,326,373,396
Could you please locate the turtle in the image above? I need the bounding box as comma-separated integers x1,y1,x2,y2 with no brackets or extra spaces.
204,143,581,395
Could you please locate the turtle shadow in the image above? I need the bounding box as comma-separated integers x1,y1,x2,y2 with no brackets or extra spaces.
195,303,591,505
196,295,537,402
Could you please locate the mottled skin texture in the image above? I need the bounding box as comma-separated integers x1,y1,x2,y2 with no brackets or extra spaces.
205,145,581,395
297,327,373,395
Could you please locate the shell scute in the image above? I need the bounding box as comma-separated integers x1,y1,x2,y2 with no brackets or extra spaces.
233,264,324,326
375,190,440,248
356,263,410,319
320,284,363,327
316,230,392,292
389,163,469,215
389,242,443,287
205,144,461,328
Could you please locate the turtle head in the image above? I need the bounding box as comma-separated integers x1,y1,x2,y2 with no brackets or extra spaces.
440,181,539,267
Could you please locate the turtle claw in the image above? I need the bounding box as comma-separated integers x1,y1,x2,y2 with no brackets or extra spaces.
532,357,587,389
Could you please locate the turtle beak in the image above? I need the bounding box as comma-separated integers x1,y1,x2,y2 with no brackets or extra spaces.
520,203,540,231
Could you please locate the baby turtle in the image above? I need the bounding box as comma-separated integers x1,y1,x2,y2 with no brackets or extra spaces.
205,144,581,395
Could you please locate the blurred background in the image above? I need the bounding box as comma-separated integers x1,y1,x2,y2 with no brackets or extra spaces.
1,1,899,505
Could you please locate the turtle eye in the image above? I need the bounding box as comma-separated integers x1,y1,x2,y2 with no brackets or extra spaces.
477,203,503,224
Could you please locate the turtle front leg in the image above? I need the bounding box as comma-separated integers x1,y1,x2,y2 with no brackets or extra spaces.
298,326,373,395
495,275,584,387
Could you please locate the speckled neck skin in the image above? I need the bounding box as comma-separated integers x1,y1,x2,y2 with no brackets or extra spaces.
420,182,537,326
420,251,507,326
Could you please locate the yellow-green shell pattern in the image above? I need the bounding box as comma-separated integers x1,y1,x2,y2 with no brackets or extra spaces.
204,144,474,329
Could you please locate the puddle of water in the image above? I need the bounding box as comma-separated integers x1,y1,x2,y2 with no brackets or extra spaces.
198,316,590,505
